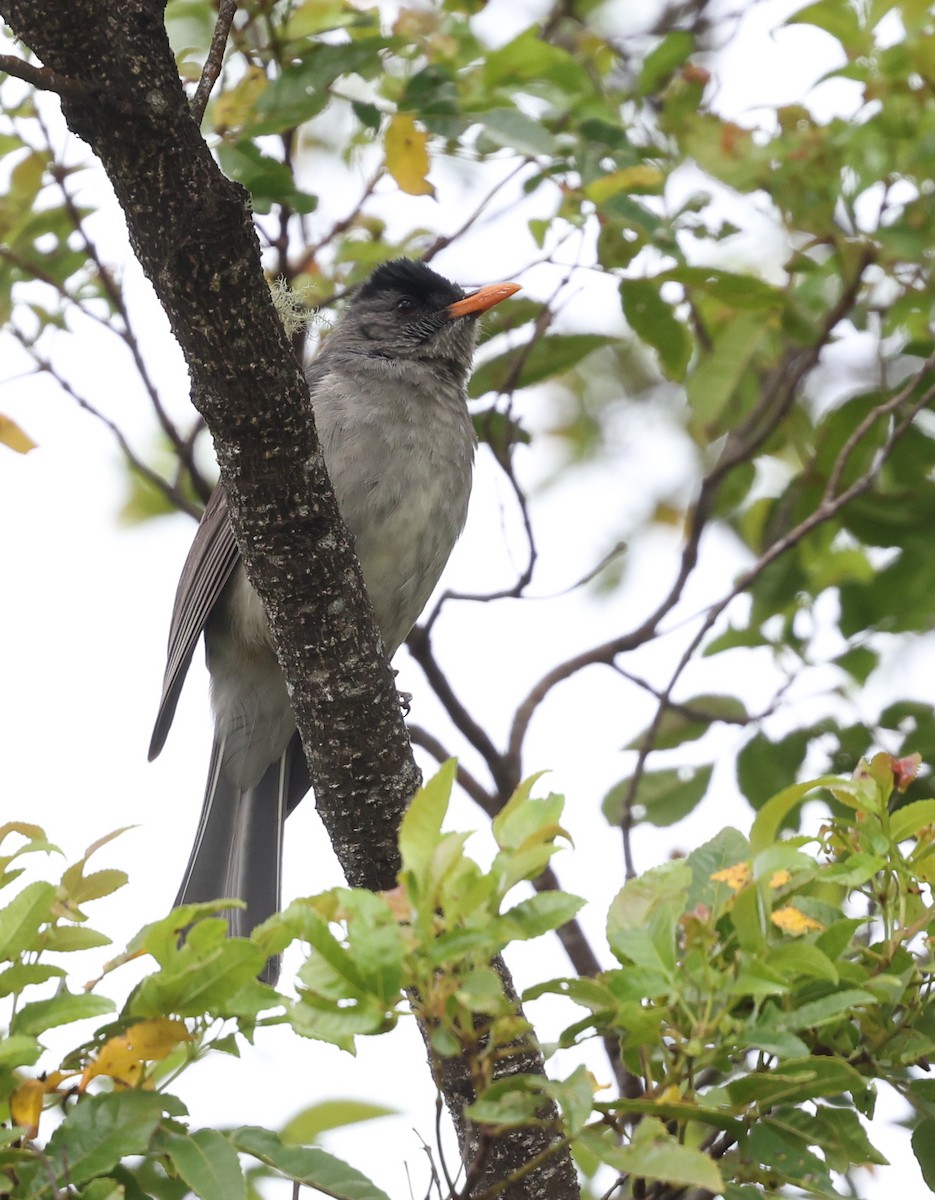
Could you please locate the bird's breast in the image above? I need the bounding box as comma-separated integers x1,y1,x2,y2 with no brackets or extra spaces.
318,373,475,655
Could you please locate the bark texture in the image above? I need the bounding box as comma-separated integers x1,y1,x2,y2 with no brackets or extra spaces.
0,3,580,1193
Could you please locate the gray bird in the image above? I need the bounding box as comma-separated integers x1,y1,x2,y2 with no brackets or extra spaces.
148,259,519,970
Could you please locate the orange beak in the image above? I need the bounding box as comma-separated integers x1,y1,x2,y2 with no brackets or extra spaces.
445,281,521,319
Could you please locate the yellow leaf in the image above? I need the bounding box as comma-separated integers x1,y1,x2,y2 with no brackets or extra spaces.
585,166,665,204
11,1078,45,1138
711,862,751,891
0,413,37,454
771,905,824,936
43,1070,76,1092
385,114,435,197
81,1035,143,1089
211,66,268,132
126,1018,191,1060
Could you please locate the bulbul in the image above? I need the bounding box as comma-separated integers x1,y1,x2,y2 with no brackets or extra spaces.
148,259,520,969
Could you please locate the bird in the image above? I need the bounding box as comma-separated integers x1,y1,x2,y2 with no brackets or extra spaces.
148,258,520,976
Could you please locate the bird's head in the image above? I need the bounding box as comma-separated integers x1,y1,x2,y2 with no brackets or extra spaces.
331,258,520,375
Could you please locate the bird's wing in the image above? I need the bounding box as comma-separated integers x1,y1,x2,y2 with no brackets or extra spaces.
148,356,332,762
148,484,240,760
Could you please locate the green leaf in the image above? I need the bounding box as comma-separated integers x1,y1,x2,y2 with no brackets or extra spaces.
280,1099,396,1144
469,334,615,397
11,990,115,1036
26,1093,165,1198
742,1024,810,1058
215,143,318,214
42,925,112,952
638,31,695,94
128,936,271,1019
913,1119,935,1190
491,775,562,851
466,1086,543,1126
541,1065,596,1135
252,39,392,133
749,776,842,855
766,942,840,983
157,1129,246,1200
76,1178,125,1200
727,1055,872,1107
818,1106,888,1168
284,0,368,38
472,408,531,463
604,765,713,828
771,988,875,1033
294,911,369,997
621,278,692,380
686,310,768,430
63,869,128,905
737,729,814,811
231,1126,391,1200
833,645,878,683
668,265,784,309
0,962,65,997
627,694,748,752
398,759,456,886
336,890,404,1002
475,109,557,157
821,852,885,887
482,29,589,95
501,891,584,940
581,1118,723,1191
746,1123,840,1197
606,861,691,974
602,1095,743,1135
684,826,752,917
0,880,55,959
890,799,935,843
0,1034,41,1068
788,0,863,45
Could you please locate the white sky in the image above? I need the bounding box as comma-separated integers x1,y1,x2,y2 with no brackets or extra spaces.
1,0,932,1195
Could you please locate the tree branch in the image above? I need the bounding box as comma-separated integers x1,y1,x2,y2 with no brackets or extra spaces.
189,0,235,126
0,51,94,98
0,2,578,1192
617,359,935,864
505,253,875,778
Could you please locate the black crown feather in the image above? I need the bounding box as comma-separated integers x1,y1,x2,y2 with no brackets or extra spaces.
355,258,464,306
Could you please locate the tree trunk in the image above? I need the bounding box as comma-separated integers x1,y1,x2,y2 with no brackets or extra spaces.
0,3,580,1194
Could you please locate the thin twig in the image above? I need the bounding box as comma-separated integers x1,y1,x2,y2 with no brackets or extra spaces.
422,259,588,632
406,627,516,798
423,161,531,265
190,0,237,126
505,254,875,779
301,167,384,263
0,54,95,100
408,725,497,810
11,329,198,516
618,360,935,871
33,110,211,504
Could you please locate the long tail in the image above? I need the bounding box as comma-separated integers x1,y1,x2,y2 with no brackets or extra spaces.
176,738,295,983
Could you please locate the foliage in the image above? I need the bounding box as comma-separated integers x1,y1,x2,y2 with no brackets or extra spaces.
5,757,935,1198
4,0,935,823
6,0,935,1193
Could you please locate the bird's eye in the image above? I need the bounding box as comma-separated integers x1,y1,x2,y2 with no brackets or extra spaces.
396,297,415,315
